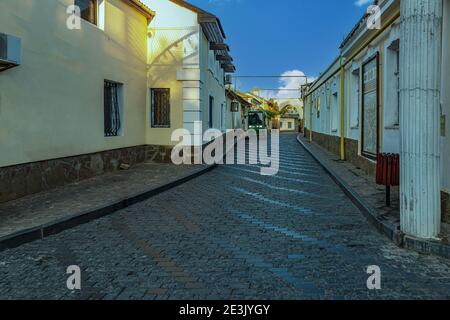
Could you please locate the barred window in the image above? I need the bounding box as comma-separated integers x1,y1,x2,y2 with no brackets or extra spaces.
151,89,171,128
75,0,97,25
104,80,123,137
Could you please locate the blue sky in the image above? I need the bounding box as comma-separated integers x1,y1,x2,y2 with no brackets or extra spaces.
188,0,373,96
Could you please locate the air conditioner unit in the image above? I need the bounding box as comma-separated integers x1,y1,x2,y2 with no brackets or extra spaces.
224,74,233,85
0,33,21,71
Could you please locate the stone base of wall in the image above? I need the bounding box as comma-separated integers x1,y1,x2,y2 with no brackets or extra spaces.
344,138,376,177
0,144,174,204
304,129,376,176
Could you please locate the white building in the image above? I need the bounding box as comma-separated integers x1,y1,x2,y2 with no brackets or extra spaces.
144,0,235,146
304,0,450,239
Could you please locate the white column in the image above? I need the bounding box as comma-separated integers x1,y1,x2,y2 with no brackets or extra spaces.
400,0,442,239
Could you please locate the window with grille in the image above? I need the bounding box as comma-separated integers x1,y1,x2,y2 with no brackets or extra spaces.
104,80,123,137
75,0,97,25
151,89,171,128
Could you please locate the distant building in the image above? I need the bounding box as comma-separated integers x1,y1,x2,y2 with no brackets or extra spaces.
225,89,251,130
280,114,299,132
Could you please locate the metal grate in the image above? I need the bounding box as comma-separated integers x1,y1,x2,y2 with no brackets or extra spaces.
151,88,170,128
104,81,122,137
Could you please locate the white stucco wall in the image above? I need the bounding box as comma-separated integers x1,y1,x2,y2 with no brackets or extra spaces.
225,96,244,130
144,0,227,146
306,15,402,162
200,31,226,135
381,23,401,153
440,0,450,193
280,118,296,131
145,0,199,146
0,0,149,168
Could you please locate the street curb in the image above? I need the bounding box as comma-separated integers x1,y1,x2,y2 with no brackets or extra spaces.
0,164,217,252
296,135,450,259
296,135,404,246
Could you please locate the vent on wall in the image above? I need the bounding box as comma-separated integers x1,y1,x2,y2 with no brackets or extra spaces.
0,33,21,72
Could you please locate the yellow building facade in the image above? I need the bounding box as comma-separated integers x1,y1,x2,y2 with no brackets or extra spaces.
0,0,153,169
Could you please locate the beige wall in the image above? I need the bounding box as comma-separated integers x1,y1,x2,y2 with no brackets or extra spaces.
0,0,149,167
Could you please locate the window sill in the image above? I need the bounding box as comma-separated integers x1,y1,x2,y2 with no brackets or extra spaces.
384,124,399,130
350,125,359,130
361,153,377,162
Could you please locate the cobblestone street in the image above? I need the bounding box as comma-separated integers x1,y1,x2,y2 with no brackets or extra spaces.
1,134,450,300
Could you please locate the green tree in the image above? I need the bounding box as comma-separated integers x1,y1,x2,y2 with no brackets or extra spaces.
263,99,295,129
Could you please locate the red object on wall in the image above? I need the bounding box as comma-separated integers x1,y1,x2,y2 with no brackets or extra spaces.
376,153,400,187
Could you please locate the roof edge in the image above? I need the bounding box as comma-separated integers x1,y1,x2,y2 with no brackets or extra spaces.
169,0,226,39
125,0,155,21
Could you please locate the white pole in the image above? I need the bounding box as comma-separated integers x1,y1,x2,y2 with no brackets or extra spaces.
400,0,442,239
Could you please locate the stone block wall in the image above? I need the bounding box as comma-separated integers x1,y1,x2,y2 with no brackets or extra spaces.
304,129,376,176
0,145,174,203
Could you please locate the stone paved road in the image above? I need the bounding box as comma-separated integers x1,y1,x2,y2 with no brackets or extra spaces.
1,134,450,300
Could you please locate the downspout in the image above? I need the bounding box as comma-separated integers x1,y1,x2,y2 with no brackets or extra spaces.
340,58,346,161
